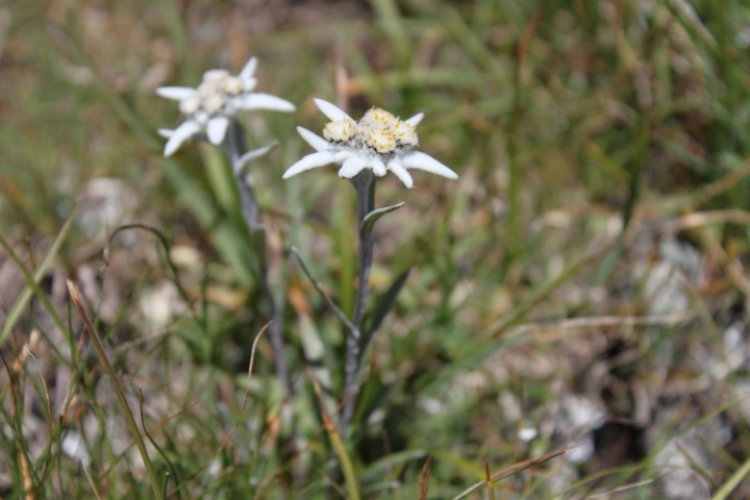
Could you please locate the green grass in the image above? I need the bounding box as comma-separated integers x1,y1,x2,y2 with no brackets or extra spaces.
2,0,750,497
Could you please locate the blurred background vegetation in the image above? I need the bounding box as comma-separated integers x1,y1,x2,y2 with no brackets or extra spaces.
2,0,750,497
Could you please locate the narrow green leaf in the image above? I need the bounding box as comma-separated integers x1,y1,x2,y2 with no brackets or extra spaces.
1,214,73,346
236,142,277,176
359,449,427,483
353,379,398,444
712,456,750,500
200,143,240,217
360,268,410,365
160,160,257,287
360,202,405,237
0,237,70,361
335,184,356,317
365,268,410,337
312,380,360,500
159,160,215,226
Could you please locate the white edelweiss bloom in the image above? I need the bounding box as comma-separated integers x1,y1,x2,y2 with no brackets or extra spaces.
282,99,457,189
156,57,295,156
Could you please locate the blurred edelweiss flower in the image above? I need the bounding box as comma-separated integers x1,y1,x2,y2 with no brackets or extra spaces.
157,57,295,156
282,99,458,188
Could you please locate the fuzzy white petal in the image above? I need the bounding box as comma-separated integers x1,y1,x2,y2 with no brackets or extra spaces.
242,77,258,92
297,127,330,152
156,86,196,101
334,150,353,162
240,57,258,82
282,151,336,179
207,116,230,145
371,158,387,177
238,93,295,112
405,112,424,126
313,98,352,121
402,151,458,179
338,156,369,178
158,128,173,139
164,120,201,156
388,158,414,188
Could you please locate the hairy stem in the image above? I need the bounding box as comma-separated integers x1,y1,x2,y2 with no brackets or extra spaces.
341,171,375,436
226,122,261,229
224,123,293,400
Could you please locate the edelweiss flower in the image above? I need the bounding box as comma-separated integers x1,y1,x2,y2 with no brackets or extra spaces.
157,57,295,156
282,99,458,188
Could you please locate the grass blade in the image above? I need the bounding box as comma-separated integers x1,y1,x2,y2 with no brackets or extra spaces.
0,235,70,363
66,280,164,500
312,379,360,500
712,457,750,500
0,214,73,346
364,267,410,340
452,449,565,500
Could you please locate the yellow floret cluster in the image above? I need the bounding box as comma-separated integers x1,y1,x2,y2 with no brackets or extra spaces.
322,107,418,154
323,117,356,142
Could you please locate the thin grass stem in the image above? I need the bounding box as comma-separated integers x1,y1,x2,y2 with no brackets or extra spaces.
313,379,360,500
712,456,750,500
66,280,164,500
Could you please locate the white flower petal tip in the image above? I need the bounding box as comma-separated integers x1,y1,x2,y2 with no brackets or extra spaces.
157,128,173,139
313,98,351,121
403,151,458,180
163,120,201,157
207,116,230,145
282,151,335,179
156,86,196,101
388,159,414,188
405,113,424,126
240,93,295,112
338,157,368,179
297,127,329,151
372,159,387,177
240,57,258,80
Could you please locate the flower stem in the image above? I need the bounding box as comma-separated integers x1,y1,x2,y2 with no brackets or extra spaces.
226,122,261,229
224,123,293,400
341,171,375,436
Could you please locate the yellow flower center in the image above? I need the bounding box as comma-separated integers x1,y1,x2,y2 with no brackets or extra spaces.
367,129,397,153
323,118,355,142
356,108,418,153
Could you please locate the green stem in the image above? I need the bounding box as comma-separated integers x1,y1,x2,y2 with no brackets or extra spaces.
506,36,524,262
